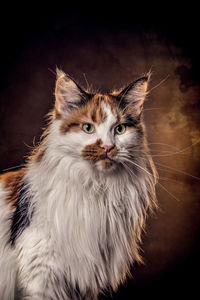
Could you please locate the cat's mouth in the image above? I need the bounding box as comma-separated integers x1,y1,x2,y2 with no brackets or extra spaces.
81,140,118,170
87,152,117,171
98,154,115,162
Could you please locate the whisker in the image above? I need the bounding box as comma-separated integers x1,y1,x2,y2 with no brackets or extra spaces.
147,142,181,151
119,150,200,184
119,137,200,157
120,157,169,182
143,108,161,112
83,73,90,91
120,147,176,154
149,140,200,157
121,132,178,153
120,161,154,198
148,159,200,182
148,75,170,93
156,181,180,201
48,68,57,76
120,155,180,201
118,155,159,180
2,164,25,173
117,152,180,201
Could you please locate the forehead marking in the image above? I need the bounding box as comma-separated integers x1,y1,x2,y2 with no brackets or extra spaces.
90,95,106,124
60,94,122,134
101,102,118,127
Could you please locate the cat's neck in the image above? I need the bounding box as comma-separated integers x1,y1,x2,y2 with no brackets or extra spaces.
27,150,125,200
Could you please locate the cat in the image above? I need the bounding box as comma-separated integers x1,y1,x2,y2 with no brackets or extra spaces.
0,69,158,300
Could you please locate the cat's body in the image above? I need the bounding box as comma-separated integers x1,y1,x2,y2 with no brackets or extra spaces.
0,70,157,299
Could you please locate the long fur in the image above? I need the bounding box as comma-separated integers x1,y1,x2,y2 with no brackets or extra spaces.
0,72,157,300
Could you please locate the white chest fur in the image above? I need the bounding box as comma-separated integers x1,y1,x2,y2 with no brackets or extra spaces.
16,157,148,298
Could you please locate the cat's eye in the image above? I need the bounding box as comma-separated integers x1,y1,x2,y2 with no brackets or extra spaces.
82,123,95,134
115,124,126,135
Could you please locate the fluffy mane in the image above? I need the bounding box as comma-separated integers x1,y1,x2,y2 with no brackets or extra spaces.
0,70,157,299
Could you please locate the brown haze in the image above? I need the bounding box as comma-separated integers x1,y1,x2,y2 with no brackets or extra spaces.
0,8,199,299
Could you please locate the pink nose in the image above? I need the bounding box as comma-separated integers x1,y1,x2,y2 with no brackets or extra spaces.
100,144,114,153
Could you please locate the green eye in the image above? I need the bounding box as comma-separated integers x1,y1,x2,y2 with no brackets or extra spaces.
82,123,95,134
115,124,126,135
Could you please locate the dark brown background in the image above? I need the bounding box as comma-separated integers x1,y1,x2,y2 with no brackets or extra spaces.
0,4,200,299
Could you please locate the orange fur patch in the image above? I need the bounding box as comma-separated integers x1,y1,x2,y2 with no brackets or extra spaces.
0,169,25,208
59,94,122,134
82,139,106,161
81,139,118,169
90,95,106,124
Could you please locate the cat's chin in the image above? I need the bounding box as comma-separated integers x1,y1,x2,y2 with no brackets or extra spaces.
94,158,117,172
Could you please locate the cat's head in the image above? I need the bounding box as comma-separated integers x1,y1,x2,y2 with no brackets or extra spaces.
52,69,150,173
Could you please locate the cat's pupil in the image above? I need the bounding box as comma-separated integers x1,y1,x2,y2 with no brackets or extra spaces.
86,124,91,131
118,125,123,132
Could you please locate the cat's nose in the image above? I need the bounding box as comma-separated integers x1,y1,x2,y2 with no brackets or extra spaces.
100,144,114,153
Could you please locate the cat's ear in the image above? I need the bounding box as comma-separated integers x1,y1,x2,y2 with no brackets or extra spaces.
55,69,89,118
117,75,150,118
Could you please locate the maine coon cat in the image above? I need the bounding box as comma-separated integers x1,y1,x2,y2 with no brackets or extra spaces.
0,69,157,299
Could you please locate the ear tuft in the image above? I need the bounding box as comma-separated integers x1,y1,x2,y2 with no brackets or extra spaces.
56,68,66,79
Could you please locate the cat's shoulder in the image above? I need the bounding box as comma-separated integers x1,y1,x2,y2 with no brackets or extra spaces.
0,168,25,186
0,168,26,206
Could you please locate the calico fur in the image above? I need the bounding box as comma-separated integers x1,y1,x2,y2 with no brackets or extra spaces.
0,70,157,299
